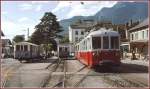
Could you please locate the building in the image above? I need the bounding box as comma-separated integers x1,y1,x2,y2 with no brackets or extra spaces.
129,18,149,60
2,39,13,58
69,20,95,43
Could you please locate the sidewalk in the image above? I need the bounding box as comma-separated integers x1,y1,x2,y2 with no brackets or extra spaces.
121,58,149,67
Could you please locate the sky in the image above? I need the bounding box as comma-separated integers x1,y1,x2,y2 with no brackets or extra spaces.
1,1,118,40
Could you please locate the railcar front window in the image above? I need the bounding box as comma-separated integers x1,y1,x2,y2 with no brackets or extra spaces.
103,36,109,49
92,37,101,49
111,36,119,49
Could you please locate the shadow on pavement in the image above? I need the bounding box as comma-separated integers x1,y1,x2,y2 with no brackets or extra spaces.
94,63,148,73
22,57,59,64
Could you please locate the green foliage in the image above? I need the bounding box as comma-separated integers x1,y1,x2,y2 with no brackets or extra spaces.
13,35,25,43
42,44,52,50
60,36,69,43
30,12,62,50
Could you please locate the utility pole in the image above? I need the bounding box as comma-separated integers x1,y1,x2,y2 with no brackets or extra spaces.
22,28,29,40
27,28,29,40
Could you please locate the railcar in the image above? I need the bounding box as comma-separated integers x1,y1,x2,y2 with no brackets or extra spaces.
75,28,121,68
14,42,40,62
57,44,70,58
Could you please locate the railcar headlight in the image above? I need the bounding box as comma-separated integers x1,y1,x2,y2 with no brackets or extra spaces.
92,52,96,56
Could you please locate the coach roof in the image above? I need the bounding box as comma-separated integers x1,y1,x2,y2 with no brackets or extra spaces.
14,42,39,46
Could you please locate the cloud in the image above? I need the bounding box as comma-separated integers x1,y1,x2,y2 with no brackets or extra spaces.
19,2,44,12
52,1,117,20
35,5,42,12
2,20,36,40
2,11,8,15
18,17,30,22
1,20,21,39
19,3,33,10
52,1,71,13
31,1,51,4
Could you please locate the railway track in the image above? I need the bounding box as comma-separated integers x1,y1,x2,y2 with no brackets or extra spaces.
42,58,62,87
50,58,67,88
43,57,90,88
42,58,148,88
102,74,147,87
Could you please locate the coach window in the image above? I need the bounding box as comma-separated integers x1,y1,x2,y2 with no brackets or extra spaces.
85,41,87,50
21,45,24,51
59,47,62,52
87,38,90,50
103,36,109,49
16,45,20,51
92,37,101,49
65,47,68,52
111,36,119,49
24,45,28,51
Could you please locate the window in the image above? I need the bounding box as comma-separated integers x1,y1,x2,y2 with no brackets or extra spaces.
84,41,87,50
92,37,101,49
24,45,28,51
16,45,20,51
103,36,109,49
21,45,24,51
75,31,78,35
75,37,78,42
65,47,68,52
111,36,119,49
81,31,84,35
142,31,144,39
146,30,148,39
59,47,62,52
87,38,91,50
135,32,138,40
131,34,134,40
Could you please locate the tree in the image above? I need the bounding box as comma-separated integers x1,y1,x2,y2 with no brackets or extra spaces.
30,12,63,58
60,36,69,43
13,35,25,43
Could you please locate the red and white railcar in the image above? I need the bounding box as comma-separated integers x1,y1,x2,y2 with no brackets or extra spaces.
75,28,121,68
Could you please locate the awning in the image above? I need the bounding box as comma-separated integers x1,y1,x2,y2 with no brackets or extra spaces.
130,41,148,48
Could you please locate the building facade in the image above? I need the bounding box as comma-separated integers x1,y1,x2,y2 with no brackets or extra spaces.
129,18,149,60
2,39,13,58
69,20,95,43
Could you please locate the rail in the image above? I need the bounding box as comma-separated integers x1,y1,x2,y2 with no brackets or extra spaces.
42,57,62,87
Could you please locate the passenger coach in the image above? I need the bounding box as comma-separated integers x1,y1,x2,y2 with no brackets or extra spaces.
14,42,40,62
75,28,121,68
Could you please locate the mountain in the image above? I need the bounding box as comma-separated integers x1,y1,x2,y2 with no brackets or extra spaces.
59,2,148,35
95,2,148,24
